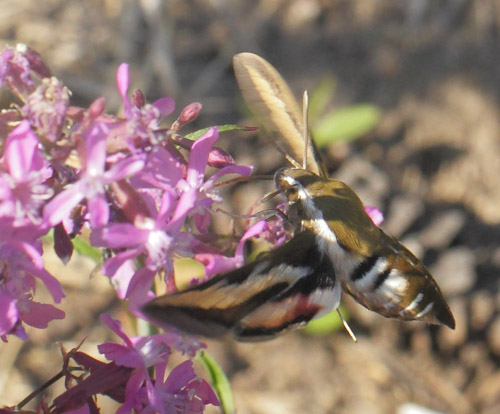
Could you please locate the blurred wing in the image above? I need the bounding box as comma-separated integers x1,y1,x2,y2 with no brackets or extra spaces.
233,52,328,177
143,230,341,341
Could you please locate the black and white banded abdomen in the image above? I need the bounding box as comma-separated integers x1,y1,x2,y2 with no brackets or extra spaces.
342,252,455,329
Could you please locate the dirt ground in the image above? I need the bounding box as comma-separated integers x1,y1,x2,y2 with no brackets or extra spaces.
2,1,500,413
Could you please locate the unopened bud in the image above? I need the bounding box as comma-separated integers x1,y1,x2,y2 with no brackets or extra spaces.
54,223,73,264
132,89,146,108
208,146,235,168
172,102,202,130
89,97,106,118
18,44,52,78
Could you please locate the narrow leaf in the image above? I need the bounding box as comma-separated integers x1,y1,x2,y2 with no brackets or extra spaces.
197,351,235,414
72,236,101,262
308,75,337,124
186,124,255,140
313,104,381,147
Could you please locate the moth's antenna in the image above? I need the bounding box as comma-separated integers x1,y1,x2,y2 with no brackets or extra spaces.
215,208,278,221
302,90,309,170
284,154,302,169
260,189,282,203
213,175,273,188
337,309,357,343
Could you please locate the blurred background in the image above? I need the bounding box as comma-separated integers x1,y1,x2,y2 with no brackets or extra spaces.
1,1,500,413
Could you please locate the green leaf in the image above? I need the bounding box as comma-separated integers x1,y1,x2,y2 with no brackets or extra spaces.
302,309,345,335
185,124,254,140
72,236,101,262
197,351,235,414
312,104,381,148
308,75,337,124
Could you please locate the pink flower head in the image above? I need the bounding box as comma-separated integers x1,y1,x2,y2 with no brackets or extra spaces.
195,220,267,278
98,314,171,414
23,76,69,142
0,44,51,100
150,360,219,414
0,219,65,341
0,120,53,226
115,63,175,148
176,127,252,233
90,190,197,305
43,122,145,228
92,127,251,306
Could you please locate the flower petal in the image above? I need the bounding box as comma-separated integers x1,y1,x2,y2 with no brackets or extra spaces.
4,120,38,179
85,123,107,176
25,263,65,302
152,97,175,118
43,183,85,226
91,223,149,249
0,292,18,336
163,360,196,392
117,63,132,115
105,155,145,183
186,127,218,186
21,300,65,328
88,193,109,228
125,267,156,306
100,314,135,347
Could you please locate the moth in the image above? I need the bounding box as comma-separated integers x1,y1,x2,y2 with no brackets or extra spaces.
143,52,455,340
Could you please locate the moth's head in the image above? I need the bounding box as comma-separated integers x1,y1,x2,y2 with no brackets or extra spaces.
274,167,321,203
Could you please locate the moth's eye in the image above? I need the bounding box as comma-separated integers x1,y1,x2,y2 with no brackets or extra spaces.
285,185,300,201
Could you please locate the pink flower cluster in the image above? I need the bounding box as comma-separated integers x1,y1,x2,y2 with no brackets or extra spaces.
0,44,261,412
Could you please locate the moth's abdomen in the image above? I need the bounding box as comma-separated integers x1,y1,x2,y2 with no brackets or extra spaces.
343,245,455,329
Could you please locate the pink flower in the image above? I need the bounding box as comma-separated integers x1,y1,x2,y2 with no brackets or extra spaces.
98,314,173,414
175,127,252,233
113,63,175,148
0,120,53,226
0,220,64,340
43,122,145,228
92,127,251,305
0,45,51,100
195,220,267,278
22,77,69,142
90,190,197,305
149,361,219,414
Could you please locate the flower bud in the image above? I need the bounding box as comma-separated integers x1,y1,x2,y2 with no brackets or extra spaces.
132,89,146,108
89,97,106,118
172,102,202,130
207,146,235,168
17,43,51,79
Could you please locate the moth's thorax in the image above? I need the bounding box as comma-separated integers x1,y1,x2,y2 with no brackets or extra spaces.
274,167,380,256
274,167,366,276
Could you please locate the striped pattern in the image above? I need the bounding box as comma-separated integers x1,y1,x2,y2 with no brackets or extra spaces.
351,255,380,281
143,230,342,340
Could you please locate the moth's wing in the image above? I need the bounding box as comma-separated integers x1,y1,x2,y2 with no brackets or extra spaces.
342,231,455,329
233,52,328,177
142,230,341,340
